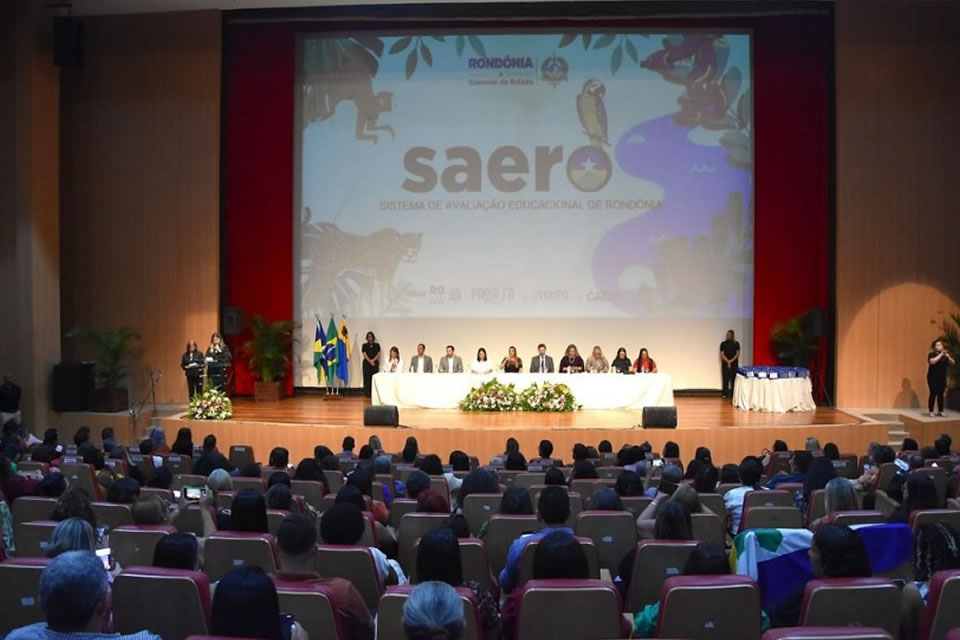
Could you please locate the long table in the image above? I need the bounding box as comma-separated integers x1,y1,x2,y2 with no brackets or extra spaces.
371,372,674,410
734,367,816,413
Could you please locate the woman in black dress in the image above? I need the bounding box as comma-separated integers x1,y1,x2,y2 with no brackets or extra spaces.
720,329,741,399
181,341,205,401
611,347,632,374
205,333,232,392
361,331,381,397
927,339,955,417
500,346,522,372
559,344,584,373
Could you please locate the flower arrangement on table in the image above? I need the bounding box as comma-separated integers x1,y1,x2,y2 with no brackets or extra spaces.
188,387,233,420
459,379,579,412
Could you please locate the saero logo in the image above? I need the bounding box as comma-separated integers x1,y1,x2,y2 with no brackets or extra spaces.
402,145,612,193
467,57,535,69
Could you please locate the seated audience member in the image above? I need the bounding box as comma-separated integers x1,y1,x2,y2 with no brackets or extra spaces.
238,463,262,478
170,427,193,456
37,472,67,498
544,467,567,486
498,486,573,593
901,438,919,453
694,446,712,466
0,454,40,501
372,455,402,504
402,581,465,640
107,478,141,504
347,462,390,526
570,459,599,480
766,450,814,489
273,515,374,640
504,451,526,472
100,427,116,454
293,457,326,487
149,428,170,455
693,464,719,494
805,437,821,452
417,454,444,477
853,444,895,492
770,524,871,628
585,446,599,460
268,471,291,489
663,441,680,461
211,566,306,640
444,451,468,492
321,502,403,585
637,494,696,541
454,468,499,511
401,437,420,465
934,437,951,457
368,435,383,453
644,463,682,498
724,456,764,534
593,488,624,511
476,485,534,539
152,532,200,571
822,442,840,460
888,473,939,523
266,483,294,512
73,427,91,448
207,467,233,493
887,455,926,503
615,470,644,497
900,523,960,640
531,439,555,466
314,445,335,462
138,439,154,456
51,487,98,530
416,527,500,635
598,440,613,455
336,484,396,552
532,529,589,579
44,518,96,558
340,436,357,458
682,458,701,481
268,447,290,471
5,551,161,640
572,443,588,463
132,495,173,526
360,445,377,461
416,489,450,514
809,477,860,530
229,490,269,533
798,457,837,517
145,466,172,490
192,434,234,476
405,470,432,501
719,463,741,485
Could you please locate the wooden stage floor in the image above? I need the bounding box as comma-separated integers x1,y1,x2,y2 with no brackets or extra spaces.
156,396,894,467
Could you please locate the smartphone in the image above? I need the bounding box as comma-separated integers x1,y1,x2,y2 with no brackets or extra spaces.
184,485,207,501
172,489,182,500
652,459,664,468
863,463,873,472
96,547,112,570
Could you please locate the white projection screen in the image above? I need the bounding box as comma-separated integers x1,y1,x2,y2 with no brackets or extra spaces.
294,31,753,390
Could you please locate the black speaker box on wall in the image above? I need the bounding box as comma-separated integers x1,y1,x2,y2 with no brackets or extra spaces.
52,362,94,412
642,406,678,429
53,17,84,68
222,307,244,336
364,405,399,427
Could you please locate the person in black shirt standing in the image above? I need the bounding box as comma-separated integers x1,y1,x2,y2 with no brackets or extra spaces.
720,330,741,399
205,333,232,392
361,331,381,398
181,341,205,401
927,339,955,417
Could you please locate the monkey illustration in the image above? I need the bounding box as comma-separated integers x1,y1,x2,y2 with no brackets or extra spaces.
577,78,608,147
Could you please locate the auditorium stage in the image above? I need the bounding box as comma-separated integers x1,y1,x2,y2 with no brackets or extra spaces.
150,396,896,467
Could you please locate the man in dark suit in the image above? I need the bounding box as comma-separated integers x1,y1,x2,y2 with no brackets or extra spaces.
409,343,433,373
530,343,555,373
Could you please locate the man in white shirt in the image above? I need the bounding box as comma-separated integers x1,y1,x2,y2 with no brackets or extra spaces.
529,343,555,373
437,345,463,373
409,343,433,373
724,456,765,534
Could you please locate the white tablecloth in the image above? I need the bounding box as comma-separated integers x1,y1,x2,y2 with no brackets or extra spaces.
733,375,816,413
372,372,674,410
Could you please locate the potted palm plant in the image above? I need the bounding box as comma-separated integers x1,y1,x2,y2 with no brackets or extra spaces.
79,327,140,412
771,311,819,368
242,315,298,402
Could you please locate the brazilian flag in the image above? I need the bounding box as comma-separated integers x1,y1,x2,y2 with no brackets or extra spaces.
324,318,339,384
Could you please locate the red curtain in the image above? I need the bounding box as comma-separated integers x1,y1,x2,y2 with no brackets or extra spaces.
223,15,831,394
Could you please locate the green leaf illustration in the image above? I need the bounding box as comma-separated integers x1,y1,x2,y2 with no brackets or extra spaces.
389,36,412,55
593,33,615,49
624,38,639,64
582,33,593,50
468,35,486,57
737,88,752,128
456,35,465,56
558,33,577,48
611,43,623,75
420,42,433,67
405,49,418,79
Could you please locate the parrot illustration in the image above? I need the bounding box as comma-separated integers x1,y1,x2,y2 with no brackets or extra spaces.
577,78,608,147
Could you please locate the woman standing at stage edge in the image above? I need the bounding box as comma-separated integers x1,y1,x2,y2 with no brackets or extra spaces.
720,330,741,399
181,341,204,401
362,332,381,397
927,339,955,417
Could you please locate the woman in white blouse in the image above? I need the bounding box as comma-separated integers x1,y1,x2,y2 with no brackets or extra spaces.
381,346,403,373
469,347,496,374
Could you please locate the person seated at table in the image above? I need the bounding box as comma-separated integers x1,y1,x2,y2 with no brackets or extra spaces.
469,347,495,374
409,343,433,373
530,343,554,373
438,345,463,373
585,345,609,373
634,348,658,373
381,346,403,373
500,346,523,373
558,344,584,373
611,347,632,374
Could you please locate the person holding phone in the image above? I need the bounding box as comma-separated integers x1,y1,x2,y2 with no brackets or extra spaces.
927,339,955,417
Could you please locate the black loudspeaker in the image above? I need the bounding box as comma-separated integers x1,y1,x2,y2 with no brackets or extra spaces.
53,18,84,68
364,405,399,427
222,307,244,335
806,307,825,338
52,362,94,412
642,406,678,429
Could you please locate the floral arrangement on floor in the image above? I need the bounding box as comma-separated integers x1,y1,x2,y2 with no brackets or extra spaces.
459,379,579,412
188,388,233,420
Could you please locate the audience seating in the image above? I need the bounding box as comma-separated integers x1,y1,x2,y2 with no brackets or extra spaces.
914,467,948,506
323,469,344,494
717,482,741,495
215,490,237,510
398,512,450,574
388,498,418,529
698,493,727,523
485,515,543,575
164,454,194,476
575,511,637,570
408,536,497,597
798,578,900,637
173,474,207,491
228,445,256,469
741,506,803,531
461,493,503,536
429,476,451,503
877,463,899,495
830,511,887,527
173,504,215,537
140,487,174,504
496,470,523,487
623,539,699,613
515,579,623,640
743,489,795,510
761,628,893,640
530,487,583,525
917,569,960,640
127,455,155,481
833,454,861,479
315,544,384,610
909,509,960,533
514,472,545,489
59,462,104,500
14,520,58,557
657,575,762,640
11,496,57,528
690,512,726,545
91,501,134,531
518,535,600,587
111,524,177,569
621,495,652,518
568,479,614,508
232,477,266,495
114,567,212,640
0,557,50,636
272,580,344,640
596,466,622,479
16,461,49,475
266,509,292,536
765,452,792,477
203,532,278,581
371,480,386,504
807,489,827,526
377,584,484,640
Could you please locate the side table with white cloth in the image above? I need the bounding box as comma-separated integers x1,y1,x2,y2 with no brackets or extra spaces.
733,366,816,413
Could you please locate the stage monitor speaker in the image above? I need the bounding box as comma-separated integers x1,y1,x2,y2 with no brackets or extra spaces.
52,362,94,412
364,405,399,427
642,406,677,429
53,17,84,67
222,307,244,335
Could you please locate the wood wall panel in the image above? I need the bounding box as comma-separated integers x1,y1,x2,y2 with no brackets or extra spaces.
835,0,960,408
60,11,221,405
